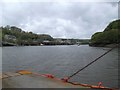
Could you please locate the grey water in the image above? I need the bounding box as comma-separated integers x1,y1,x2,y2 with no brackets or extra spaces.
2,45,118,88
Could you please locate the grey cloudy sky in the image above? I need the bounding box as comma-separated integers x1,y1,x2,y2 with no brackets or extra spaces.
0,0,119,39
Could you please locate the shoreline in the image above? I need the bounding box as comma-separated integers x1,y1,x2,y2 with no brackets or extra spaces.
89,44,120,48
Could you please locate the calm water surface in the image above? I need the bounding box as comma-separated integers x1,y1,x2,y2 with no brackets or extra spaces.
2,45,118,88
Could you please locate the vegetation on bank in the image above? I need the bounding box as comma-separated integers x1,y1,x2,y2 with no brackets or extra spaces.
0,30,1,41
1,19,119,47
0,25,54,46
0,25,89,46
90,19,120,47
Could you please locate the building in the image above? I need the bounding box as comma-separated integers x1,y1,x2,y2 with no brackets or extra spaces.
4,35,16,41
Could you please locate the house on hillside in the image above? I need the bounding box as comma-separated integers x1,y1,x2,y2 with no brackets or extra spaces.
54,38,64,43
4,35,16,41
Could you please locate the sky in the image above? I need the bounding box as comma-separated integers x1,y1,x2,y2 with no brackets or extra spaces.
0,0,119,39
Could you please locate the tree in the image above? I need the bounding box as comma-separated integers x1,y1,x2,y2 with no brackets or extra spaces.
1,25,54,46
90,19,120,46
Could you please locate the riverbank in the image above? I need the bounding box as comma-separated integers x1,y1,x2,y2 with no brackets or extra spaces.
89,43,120,48
105,44,120,48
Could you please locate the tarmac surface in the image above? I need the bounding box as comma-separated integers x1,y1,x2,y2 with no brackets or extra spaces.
2,72,87,88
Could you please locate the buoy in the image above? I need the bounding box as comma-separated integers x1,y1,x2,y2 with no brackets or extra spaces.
98,82,102,87
44,74,54,78
61,77,69,82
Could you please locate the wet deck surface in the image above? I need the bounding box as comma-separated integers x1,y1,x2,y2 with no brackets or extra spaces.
2,73,87,88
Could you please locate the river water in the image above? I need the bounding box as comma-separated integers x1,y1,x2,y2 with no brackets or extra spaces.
2,45,118,88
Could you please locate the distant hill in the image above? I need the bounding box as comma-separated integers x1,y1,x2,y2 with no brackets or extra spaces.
0,25,54,46
104,19,120,31
90,19,120,47
0,30,1,41
0,25,89,46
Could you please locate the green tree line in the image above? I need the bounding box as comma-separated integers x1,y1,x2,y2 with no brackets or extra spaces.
0,25,54,45
90,19,120,46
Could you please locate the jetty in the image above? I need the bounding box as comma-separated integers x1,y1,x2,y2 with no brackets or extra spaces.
1,70,115,89
2,70,88,88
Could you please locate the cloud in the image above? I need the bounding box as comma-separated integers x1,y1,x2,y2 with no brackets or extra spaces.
0,1,118,39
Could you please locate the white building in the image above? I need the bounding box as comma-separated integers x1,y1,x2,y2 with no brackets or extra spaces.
4,35,16,41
